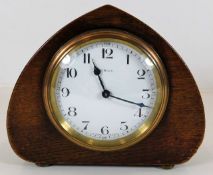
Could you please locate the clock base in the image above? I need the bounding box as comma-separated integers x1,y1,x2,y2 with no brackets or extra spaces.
35,162,174,169
35,163,53,167
160,165,175,169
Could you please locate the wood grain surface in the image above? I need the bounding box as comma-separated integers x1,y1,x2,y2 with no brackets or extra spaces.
7,5,205,167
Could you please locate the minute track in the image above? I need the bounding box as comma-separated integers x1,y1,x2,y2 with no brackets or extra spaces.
53,37,161,143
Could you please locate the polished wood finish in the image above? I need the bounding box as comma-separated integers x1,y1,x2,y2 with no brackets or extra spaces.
7,5,205,167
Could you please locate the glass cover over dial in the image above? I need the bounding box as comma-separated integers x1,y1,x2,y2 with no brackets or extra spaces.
43,30,168,151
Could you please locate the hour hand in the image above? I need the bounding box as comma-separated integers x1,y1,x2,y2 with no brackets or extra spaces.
92,60,101,75
92,60,106,90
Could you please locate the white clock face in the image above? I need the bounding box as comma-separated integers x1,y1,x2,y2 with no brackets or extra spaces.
54,39,158,141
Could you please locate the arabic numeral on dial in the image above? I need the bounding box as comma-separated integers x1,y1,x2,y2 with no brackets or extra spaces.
120,121,128,131
101,126,109,135
81,121,89,131
61,87,70,97
134,108,142,117
68,107,77,116
83,53,91,64
142,89,151,99
126,54,130,64
66,68,77,78
137,69,146,79
102,48,113,59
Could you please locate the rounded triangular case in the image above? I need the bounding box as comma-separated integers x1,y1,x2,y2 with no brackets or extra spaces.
7,5,205,167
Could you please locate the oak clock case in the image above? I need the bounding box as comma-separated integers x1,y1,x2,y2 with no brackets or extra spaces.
43,30,169,151
7,5,205,167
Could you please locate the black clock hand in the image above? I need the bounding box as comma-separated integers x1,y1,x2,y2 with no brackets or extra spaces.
92,60,150,108
91,60,112,99
109,94,151,108
92,60,106,90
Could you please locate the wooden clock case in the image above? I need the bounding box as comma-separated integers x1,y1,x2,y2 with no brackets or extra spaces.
7,5,205,168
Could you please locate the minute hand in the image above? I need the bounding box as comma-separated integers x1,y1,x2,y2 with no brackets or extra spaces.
109,94,151,108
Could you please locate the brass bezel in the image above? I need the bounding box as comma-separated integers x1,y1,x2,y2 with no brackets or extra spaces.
43,29,169,151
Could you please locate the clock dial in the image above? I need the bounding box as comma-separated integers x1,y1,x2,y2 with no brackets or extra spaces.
56,41,156,140
44,30,168,151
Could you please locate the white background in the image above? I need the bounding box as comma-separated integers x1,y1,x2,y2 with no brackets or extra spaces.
0,0,213,174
